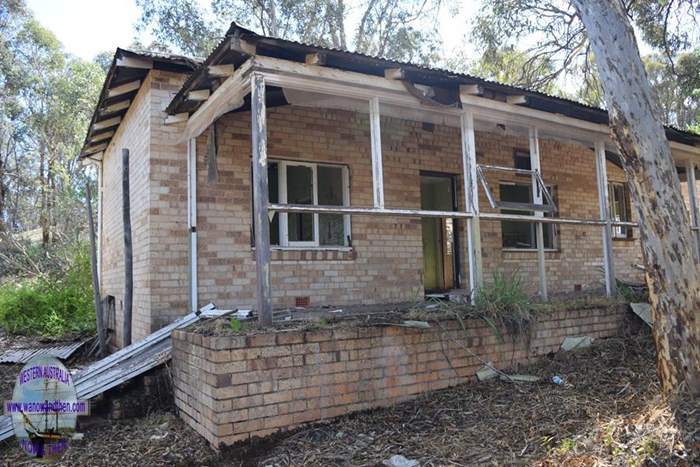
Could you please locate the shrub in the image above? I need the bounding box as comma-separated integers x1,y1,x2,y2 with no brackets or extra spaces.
0,243,95,337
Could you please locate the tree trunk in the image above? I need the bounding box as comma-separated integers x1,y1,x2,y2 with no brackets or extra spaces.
86,182,106,356
122,149,133,347
573,0,700,394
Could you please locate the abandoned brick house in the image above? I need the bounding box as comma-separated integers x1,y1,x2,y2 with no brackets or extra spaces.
80,23,700,347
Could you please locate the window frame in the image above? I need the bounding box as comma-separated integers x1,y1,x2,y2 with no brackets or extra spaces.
608,181,633,240
499,181,559,251
272,159,351,249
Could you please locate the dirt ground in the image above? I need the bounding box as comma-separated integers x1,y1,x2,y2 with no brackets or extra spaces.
0,329,697,466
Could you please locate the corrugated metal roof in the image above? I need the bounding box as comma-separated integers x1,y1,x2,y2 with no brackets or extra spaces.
79,48,201,160
0,339,88,363
167,22,700,146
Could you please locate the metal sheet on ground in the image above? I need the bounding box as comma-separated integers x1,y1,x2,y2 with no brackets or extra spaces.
0,308,234,442
0,339,89,364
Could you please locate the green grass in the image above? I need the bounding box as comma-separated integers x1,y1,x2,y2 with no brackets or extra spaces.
472,271,535,340
0,244,95,337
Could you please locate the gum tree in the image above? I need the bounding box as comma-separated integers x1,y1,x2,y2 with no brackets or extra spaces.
573,0,700,393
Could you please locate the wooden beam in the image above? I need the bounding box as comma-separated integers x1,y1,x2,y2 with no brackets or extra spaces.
251,73,272,328
685,159,700,261
93,116,121,131
122,148,133,346
107,80,140,98
595,140,616,296
89,131,114,143
187,89,210,101
230,34,257,55
165,113,188,125
529,127,548,301
460,84,483,96
99,100,130,115
182,58,254,141
384,68,405,80
208,64,235,77
506,95,528,105
369,97,385,209
116,56,153,69
84,143,108,155
305,53,326,66
461,110,483,298
85,182,107,356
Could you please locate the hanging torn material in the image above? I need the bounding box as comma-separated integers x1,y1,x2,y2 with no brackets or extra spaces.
206,122,218,184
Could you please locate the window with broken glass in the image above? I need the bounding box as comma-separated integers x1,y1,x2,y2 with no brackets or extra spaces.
261,160,350,247
499,183,557,249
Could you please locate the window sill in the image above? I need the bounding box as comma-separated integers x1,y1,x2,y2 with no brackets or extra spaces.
251,246,356,261
501,248,560,253
612,237,635,242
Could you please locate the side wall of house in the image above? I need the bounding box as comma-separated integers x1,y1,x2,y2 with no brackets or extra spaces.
147,70,191,330
100,69,191,347
100,75,153,347
193,105,644,311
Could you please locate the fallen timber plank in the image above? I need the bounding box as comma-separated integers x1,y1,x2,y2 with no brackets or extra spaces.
0,308,233,442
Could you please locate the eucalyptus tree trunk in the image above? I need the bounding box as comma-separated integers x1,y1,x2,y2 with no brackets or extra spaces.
573,0,700,394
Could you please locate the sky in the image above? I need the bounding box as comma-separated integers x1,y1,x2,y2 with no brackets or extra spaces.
26,0,480,62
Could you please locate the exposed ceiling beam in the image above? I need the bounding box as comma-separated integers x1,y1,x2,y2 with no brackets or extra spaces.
208,64,235,78
305,53,326,66
460,84,483,96
165,113,188,125
506,95,528,105
99,99,131,115
92,116,122,130
89,131,114,143
384,68,405,80
181,57,255,142
116,56,153,69
230,35,257,55
107,80,140,98
188,89,210,101
83,143,108,155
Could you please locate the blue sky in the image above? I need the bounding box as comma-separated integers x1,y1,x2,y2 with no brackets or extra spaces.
26,0,478,61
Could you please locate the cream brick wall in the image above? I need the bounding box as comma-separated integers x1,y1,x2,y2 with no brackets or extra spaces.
100,70,189,346
102,94,648,345
193,106,644,311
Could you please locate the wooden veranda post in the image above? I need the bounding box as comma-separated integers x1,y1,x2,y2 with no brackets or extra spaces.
595,141,616,296
86,182,106,356
187,137,198,312
528,127,548,300
251,73,273,327
460,110,483,297
122,148,133,346
369,97,385,209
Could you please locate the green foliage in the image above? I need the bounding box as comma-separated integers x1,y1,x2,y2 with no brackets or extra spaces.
135,0,446,65
472,271,534,340
0,243,95,337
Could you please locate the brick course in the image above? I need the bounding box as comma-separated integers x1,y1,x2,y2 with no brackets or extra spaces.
172,305,627,447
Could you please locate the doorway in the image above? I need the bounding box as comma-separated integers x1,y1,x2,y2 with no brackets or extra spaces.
420,173,459,292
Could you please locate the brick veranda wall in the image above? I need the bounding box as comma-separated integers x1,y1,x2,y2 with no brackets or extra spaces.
172,305,626,447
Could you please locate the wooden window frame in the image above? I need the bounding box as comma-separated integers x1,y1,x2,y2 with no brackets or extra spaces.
273,159,351,248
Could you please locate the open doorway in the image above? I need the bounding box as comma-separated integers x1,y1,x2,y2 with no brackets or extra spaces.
420,172,459,293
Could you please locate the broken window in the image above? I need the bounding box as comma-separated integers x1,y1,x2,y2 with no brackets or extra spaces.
257,160,350,247
500,183,556,249
608,182,632,239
